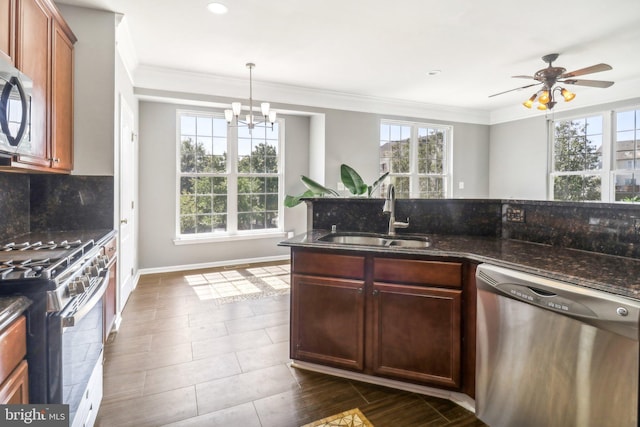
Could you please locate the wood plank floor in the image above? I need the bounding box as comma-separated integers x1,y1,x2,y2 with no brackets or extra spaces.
96,261,486,427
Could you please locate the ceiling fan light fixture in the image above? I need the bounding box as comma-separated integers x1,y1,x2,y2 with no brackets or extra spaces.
538,90,550,104
523,94,537,108
560,88,576,102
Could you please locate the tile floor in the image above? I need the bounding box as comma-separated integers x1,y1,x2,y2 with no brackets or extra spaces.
95,261,485,427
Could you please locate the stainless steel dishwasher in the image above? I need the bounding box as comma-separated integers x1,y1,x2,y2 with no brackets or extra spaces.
475,264,640,427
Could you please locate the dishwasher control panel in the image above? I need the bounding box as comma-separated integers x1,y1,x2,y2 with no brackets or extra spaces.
498,283,597,318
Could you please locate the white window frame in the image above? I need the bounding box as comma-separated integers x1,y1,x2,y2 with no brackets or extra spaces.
549,106,640,203
380,119,453,198
174,110,285,244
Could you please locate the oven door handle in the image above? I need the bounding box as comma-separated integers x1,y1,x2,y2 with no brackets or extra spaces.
62,273,109,328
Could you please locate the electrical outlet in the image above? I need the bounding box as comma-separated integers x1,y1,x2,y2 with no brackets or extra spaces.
337,182,345,191
458,181,465,190
506,207,525,223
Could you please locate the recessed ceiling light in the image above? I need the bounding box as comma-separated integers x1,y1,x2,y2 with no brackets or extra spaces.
427,70,441,76
207,2,228,14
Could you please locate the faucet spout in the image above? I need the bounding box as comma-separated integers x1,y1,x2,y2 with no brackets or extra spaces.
383,184,409,235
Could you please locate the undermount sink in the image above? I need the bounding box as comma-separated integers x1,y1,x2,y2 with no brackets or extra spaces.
318,232,431,248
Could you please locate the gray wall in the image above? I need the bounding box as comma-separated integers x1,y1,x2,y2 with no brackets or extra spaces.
58,5,116,176
489,116,548,199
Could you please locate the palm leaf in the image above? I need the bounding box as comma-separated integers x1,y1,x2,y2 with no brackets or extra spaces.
368,172,389,197
340,164,368,195
300,175,340,196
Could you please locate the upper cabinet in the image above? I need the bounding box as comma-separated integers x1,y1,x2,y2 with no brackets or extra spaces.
0,0,15,63
4,0,75,173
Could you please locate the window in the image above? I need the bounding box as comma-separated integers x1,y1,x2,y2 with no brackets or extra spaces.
550,115,604,201
549,107,640,202
614,109,640,201
379,120,451,198
177,111,283,238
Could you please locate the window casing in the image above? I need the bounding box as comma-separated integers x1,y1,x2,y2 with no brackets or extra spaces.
177,111,284,239
549,107,640,202
379,120,452,198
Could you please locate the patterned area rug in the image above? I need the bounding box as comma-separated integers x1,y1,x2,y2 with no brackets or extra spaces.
302,408,374,427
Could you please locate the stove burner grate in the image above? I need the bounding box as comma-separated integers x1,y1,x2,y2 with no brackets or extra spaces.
0,258,52,279
1,240,83,252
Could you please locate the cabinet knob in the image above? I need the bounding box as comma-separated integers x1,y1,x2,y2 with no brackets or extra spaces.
358,288,363,294
373,289,379,296
53,158,60,163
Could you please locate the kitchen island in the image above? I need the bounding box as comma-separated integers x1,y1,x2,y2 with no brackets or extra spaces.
280,226,640,409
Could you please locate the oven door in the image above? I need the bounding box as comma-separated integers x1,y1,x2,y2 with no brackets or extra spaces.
59,272,108,427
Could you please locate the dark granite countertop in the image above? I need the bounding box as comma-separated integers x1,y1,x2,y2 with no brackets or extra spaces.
0,296,31,332
280,230,640,301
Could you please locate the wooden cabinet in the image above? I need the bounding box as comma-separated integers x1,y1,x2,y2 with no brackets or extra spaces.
371,258,462,387
103,237,117,340
15,0,50,167
4,0,75,172
0,0,15,63
291,251,365,370
50,19,74,171
0,315,28,404
290,248,468,390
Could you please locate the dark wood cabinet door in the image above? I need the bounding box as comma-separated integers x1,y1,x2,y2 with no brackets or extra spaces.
15,0,50,166
0,0,15,63
50,19,73,171
291,274,366,371
0,360,28,404
371,282,462,388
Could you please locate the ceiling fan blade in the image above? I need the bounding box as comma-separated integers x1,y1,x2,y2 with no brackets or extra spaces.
489,82,541,98
561,63,612,78
511,75,535,79
560,79,615,88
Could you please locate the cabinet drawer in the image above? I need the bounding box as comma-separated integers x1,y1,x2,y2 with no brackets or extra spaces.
374,258,462,288
293,250,365,280
0,316,27,383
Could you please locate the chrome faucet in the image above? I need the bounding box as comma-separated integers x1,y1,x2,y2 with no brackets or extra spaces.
382,184,409,235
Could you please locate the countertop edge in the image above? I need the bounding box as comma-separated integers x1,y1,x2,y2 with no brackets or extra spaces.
0,296,32,332
280,230,640,301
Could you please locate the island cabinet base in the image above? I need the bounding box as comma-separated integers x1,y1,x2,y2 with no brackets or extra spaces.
290,247,477,396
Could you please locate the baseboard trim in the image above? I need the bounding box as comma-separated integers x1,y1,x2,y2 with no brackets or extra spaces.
137,254,290,276
290,360,476,413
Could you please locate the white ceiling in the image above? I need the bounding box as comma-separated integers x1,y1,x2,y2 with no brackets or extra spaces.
55,0,640,122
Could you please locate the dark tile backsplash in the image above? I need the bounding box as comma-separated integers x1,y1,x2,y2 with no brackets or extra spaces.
502,201,640,259
0,173,114,241
0,174,30,241
307,198,640,260
309,198,502,236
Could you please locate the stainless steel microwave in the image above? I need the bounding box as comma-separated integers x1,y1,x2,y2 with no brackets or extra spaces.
0,57,32,157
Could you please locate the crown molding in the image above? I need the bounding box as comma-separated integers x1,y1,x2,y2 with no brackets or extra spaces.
132,65,491,125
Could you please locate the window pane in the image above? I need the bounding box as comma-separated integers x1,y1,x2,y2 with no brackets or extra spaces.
614,172,640,202
553,175,601,201
419,177,444,199
390,176,410,198
554,118,602,172
615,109,639,171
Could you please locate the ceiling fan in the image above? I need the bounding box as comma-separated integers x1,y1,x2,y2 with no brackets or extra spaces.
489,53,614,110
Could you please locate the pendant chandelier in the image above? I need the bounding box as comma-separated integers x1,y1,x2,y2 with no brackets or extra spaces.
224,63,276,134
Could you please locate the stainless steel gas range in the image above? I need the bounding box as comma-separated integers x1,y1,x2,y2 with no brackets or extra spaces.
0,229,115,427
